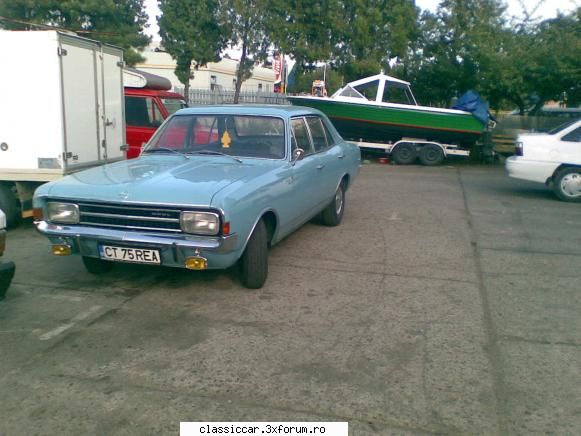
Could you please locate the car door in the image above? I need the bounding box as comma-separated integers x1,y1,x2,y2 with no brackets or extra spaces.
287,117,324,222
305,116,345,205
125,96,165,158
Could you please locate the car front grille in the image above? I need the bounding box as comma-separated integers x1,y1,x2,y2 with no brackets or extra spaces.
78,202,182,233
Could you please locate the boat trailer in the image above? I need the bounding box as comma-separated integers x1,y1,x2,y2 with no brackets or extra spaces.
355,139,470,166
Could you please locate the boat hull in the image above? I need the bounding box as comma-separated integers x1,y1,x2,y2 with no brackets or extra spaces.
288,97,484,147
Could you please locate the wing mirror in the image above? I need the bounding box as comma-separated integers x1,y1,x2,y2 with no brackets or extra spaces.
291,148,305,165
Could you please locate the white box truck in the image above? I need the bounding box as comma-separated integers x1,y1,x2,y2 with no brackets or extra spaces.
0,30,125,227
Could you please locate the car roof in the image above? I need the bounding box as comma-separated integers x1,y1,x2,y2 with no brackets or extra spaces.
175,104,324,118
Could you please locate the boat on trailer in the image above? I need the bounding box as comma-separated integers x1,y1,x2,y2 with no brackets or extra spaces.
288,73,490,164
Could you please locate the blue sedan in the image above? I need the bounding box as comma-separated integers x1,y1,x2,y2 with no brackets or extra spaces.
33,105,361,288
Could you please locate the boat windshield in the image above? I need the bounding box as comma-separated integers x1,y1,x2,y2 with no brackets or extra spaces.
145,114,286,159
336,85,366,99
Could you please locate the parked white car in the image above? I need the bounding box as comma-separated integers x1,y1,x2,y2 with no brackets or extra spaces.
506,119,581,201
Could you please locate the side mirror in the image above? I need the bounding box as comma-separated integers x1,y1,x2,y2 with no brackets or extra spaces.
291,148,305,165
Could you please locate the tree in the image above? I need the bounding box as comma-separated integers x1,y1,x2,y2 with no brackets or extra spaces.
158,0,225,100
0,0,150,65
219,0,272,103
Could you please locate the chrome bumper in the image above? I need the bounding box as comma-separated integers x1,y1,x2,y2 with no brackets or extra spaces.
34,221,238,253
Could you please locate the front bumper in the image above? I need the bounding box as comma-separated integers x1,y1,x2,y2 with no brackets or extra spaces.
35,221,240,269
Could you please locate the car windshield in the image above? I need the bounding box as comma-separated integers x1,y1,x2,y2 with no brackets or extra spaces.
548,119,580,135
146,114,286,159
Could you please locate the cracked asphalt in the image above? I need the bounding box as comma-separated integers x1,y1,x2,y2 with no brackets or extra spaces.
0,164,579,435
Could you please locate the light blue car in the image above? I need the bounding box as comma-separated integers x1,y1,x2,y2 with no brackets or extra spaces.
34,105,361,288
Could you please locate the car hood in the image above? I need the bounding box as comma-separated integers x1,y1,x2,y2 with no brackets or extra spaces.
42,155,278,206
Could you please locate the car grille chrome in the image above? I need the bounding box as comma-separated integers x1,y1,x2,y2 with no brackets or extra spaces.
78,202,182,233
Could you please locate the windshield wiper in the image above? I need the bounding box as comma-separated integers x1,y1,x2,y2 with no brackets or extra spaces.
189,150,242,163
142,147,189,159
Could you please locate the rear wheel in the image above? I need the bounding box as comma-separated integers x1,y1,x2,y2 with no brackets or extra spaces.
392,143,417,165
553,167,581,202
321,182,345,226
240,220,268,289
82,256,114,274
419,144,445,166
0,184,21,229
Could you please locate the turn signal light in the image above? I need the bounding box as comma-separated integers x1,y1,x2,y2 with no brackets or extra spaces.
52,245,72,256
33,208,44,221
222,222,231,235
185,256,208,270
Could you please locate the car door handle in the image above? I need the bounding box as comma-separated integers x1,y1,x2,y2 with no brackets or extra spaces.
316,164,325,170
338,154,345,159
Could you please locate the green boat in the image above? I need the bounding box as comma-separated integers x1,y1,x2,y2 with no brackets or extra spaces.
287,73,487,148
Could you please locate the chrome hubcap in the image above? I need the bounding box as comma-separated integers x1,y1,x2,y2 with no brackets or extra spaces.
335,188,343,214
560,173,581,198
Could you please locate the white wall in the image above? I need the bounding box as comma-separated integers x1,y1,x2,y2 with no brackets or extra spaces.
134,44,276,91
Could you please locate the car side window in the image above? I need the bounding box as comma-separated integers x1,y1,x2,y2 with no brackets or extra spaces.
306,117,329,152
291,118,314,155
562,127,581,142
125,96,164,128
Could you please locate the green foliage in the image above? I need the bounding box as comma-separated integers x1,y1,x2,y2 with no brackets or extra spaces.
0,0,150,65
219,0,272,103
158,0,225,96
286,67,343,95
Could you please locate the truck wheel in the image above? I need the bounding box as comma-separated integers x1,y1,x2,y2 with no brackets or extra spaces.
240,219,268,289
82,256,114,274
419,144,445,166
553,167,581,202
392,143,416,165
0,184,21,228
321,182,345,226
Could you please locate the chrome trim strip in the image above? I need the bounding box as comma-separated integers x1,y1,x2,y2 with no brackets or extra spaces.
80,211,180,223
35,221,238,252
78,202,181,213
78,221,182,232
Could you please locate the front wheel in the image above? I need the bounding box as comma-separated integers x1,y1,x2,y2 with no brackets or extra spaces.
321,182,345,226
82,256,114,274
240,220,268,289
553,167,581,202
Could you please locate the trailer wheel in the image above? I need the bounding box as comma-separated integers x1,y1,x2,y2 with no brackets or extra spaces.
419,144,444,166
392,143,417,165
0,184,21,228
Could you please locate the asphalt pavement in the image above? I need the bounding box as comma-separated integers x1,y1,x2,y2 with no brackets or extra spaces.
0,163,579,435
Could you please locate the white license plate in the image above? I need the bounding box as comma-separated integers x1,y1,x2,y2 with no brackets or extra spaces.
99,245,161,264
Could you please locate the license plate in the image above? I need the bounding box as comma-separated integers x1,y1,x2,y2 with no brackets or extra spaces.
99,245,161,264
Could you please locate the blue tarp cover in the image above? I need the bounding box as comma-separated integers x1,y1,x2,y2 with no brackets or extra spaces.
452,91,495,125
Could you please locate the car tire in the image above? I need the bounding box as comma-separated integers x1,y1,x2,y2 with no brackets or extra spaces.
0,184,21,229
82,256,114,274
321,182,345,226
392,143,417,165
553,167,581,202
419,144,444,166
240,219,268,289
0,261,16,301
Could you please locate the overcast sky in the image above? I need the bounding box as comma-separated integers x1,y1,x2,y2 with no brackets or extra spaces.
143,0,580,41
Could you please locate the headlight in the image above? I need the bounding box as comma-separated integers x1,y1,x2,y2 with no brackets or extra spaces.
180,211,220,235
47,202,80,224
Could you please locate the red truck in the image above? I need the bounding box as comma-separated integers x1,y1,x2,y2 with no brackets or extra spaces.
123,68,187,159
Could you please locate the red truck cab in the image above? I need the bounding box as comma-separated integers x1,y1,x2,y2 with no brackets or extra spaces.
124,69,187,159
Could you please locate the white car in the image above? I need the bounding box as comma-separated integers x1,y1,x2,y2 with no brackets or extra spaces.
506,119,581,202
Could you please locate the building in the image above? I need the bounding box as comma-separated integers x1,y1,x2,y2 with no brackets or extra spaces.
134,43,276,92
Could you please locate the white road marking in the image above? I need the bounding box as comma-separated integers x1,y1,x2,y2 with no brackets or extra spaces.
39,305,103,341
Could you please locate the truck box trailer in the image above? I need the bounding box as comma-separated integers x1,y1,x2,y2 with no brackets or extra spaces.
0,30,125,227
